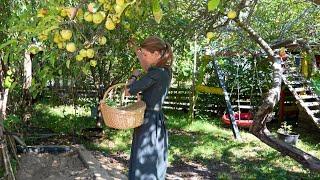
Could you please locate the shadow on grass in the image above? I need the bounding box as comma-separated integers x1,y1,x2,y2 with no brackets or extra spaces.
168,125,319,179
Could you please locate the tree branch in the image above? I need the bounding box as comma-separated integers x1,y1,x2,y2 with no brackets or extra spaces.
308,0,320,5
234,17,320,171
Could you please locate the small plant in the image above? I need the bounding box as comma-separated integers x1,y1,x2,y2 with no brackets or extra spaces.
105,99,118,107
277,121,293,135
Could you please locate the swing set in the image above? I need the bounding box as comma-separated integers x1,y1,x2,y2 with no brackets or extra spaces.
196,56,262,128
221,58,262,128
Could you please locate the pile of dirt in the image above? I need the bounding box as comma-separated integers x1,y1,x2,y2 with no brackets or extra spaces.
16,151,93,180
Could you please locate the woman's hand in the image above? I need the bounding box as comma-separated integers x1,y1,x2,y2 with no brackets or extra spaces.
132,69,142,77
125,69,142,96
125,86,131,96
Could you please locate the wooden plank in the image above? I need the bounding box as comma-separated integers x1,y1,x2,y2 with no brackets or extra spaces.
301,102,320,107
299,94,318,100
311,109,320,115
76,145,127,180
294,88,307,92
287,81,304,85
231,105,253,109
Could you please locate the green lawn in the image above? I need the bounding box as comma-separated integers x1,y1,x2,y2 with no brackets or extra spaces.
6,103,320,179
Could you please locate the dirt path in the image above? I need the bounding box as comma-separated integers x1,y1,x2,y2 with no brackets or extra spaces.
16,152,93,180
92,151,230,180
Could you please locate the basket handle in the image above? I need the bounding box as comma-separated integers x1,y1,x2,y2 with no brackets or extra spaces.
102,83,141,101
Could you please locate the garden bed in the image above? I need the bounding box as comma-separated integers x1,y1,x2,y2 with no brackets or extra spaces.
16,151,93,180
15,145,127,180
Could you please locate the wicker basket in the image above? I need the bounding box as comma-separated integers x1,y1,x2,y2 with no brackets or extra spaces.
100,83,146,129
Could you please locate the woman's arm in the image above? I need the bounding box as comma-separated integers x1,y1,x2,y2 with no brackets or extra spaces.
126,68,160,95
125,75,137,96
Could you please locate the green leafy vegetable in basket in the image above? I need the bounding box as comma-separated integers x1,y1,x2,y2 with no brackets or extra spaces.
105,99,117,107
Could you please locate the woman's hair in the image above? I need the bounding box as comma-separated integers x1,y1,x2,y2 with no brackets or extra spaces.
140,36,173,68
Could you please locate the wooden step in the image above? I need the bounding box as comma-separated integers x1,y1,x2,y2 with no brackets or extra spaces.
292,84,304,88
311,109,320,113
301,102,320,107
232,105,253,109
287,81,303,85
294,88,307,92
299,94,318,100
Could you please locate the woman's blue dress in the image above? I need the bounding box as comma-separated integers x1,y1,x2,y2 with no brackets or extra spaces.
128,67,172,180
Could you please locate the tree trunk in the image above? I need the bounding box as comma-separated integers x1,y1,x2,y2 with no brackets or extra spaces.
22,51,33,122
0,89,9,137
235,18,320,171
188,35,198,120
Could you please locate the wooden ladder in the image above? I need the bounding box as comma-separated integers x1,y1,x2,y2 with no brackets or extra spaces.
281,60,320,129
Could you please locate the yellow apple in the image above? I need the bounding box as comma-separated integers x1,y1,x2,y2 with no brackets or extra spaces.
99,11,106,19
114,4,124,14
66,42,76,52
98,0,106,4
54,32,64,43
60,29,73,41
79,49,87,57
103,3,112,11
76,55,84,61
84,12,93,22
206,32,214,40
92,12,104,24
112,15,120,23
90,60,97,67
105,18,116,30
86,48,95,58
98,36,107,45
116,0,125,6
227,10,237,19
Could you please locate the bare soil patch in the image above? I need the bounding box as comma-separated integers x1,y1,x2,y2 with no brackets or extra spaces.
16,151,93,180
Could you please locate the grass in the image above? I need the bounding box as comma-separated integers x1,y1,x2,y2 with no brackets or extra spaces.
28,103,95,134
97,110,320,179
7,103,320,179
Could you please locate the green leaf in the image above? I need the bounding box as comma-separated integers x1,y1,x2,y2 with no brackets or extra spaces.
208,0,220,12
0,39,17,50
152,0,163,24
162,0,169,7
66,59,70,69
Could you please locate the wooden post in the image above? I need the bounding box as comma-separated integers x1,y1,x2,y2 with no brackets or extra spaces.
189,34,198,120
279,86,285,122
213,58,241,140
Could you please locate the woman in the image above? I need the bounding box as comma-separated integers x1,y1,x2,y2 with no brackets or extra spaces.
125,36,173,180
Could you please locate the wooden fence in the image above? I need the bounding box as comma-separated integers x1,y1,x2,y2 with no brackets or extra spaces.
48,86,259,115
